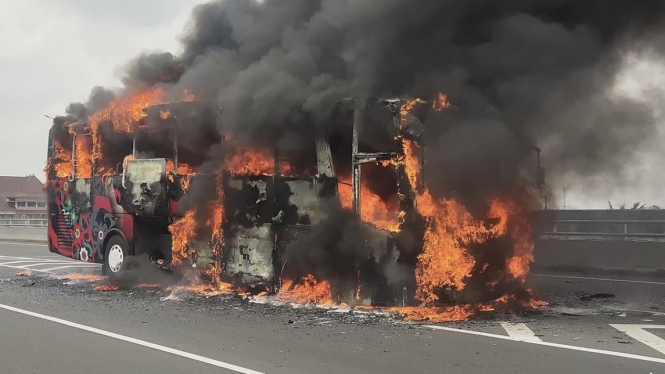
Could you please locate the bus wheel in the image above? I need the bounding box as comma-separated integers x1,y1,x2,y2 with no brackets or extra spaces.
104,235,128,277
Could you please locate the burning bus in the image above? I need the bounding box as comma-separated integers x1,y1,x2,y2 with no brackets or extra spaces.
45,89,542,314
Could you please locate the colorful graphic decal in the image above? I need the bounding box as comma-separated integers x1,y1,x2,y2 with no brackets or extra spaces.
72,214,93,261
47,177,133,263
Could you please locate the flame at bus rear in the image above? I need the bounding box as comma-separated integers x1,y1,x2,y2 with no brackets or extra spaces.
397,97,539,317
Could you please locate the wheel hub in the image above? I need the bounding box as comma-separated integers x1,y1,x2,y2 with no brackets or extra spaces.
107,244,124,273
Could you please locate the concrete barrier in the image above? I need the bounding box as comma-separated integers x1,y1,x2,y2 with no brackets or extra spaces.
533,239,665,276
0,227,47,243
531,210,665,276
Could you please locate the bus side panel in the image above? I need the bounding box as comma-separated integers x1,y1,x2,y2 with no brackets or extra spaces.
90,178,134,262
71,211,94,262
46,177,96,262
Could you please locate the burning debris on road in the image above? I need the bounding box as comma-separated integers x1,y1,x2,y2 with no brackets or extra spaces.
93,284,121,292
44,0,665,322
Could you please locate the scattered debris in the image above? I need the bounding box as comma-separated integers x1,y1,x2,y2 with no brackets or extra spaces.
15,270,32,277
159,292,178,301
579,293,615,301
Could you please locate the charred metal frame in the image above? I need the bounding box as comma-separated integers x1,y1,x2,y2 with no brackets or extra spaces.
351,100,398,219
351,98,426,220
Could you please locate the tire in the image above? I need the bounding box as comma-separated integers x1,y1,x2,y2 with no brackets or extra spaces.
103,235,128,278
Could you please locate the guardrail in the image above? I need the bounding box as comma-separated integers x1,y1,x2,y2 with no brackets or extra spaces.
535,214,665,242
0,219,47,227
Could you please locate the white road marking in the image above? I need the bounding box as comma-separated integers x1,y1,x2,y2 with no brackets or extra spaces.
531,273,665,286
425,325,665,365
500,322,543,342
0,265,50,273
39,264,99,272
0,260,77,266
22,263,98,269
613,309,665,317
0,242,47,247
0,303,266,374
0,255,99,274
0,255,59,261
610,324,665,356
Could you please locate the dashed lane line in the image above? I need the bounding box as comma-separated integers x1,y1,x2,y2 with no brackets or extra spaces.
500,322,543,343
611,324,665,356
0,303,266,374
425,324,665,365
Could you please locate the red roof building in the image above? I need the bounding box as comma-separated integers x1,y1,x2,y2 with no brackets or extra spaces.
0,175,47,227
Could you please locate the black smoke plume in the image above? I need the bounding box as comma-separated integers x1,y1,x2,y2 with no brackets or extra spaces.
57,0,665,302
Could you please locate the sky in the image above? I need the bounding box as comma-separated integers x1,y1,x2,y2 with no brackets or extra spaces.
1,0,664,209
556,54,665,209
0,0,201,179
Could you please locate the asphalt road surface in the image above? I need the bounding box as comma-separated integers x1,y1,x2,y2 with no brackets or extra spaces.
1,241,665,373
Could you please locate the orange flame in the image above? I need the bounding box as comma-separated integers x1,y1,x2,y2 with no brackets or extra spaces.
401,139,421,190
15,270,32,276
58,273,103,282
432,92,451,111
338,176,400,232
167,280,234,297
414,191,518,303
160,109,171,120
169,210,196,265
179,175,192,193
391,305,477,322
89,87,166,134
180,89,197,102
93,284,120,292
489,199,535,282
52,139,72,178
74,135,92,178
277,275,334,306
399,96,536,306
166,160,196,175
205,168,225,284
48,87,198,179
400,99,421,118
390,291,546,322
224,147,275,176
